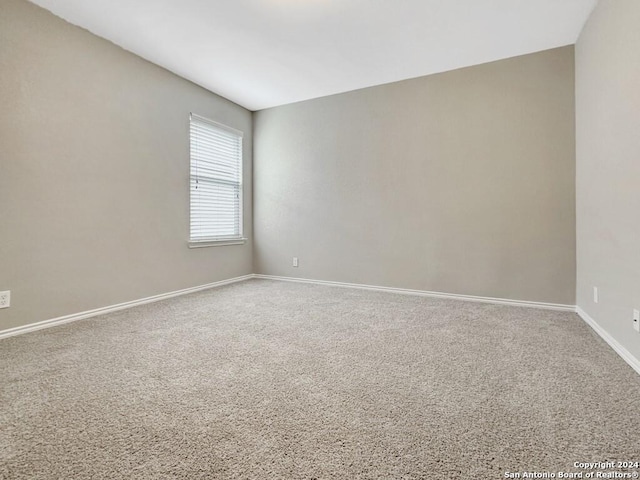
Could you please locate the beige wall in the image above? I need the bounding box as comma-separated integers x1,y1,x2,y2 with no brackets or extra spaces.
576,1,640,359
0,0,253,332
254,47,576,305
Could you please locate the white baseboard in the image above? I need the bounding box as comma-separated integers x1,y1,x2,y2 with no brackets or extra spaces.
576,306,640,376
253,274,575,312
5,273,638,377
0,274,254,340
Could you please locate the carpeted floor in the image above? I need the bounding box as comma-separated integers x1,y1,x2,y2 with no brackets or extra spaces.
1,279,640,479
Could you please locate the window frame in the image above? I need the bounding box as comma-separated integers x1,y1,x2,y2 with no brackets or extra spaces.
188,113,246,248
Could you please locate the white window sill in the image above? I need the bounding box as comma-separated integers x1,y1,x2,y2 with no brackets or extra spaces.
188,238,247,248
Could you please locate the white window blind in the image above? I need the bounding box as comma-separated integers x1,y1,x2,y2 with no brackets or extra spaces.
189,114,243,243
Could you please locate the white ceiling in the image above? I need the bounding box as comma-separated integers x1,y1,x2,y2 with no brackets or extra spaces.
30,0,598,111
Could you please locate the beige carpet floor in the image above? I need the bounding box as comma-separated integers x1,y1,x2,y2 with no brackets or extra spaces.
1,279,640,479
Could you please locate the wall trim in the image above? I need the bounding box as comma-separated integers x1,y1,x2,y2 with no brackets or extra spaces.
5,273,638,377
253,274,575,311
576,306,640,376
0,274,254,340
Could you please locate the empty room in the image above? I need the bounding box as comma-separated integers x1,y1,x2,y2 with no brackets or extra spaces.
1,0,639,478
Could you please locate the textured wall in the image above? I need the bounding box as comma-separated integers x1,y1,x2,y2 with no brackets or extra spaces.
0,0,253,331
576,1,640,360
254,47,576,305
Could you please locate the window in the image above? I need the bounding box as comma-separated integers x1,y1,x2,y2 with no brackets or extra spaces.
189,114,244,246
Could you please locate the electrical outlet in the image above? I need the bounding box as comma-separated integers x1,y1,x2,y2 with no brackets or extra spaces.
634,309,640,333
293,257,299,267
0,291,10,309
593,287,599,303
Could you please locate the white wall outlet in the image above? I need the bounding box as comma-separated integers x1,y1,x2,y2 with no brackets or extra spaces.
593,287,599,303
634,309,640,333
0,291,10,309
292,257,299,267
